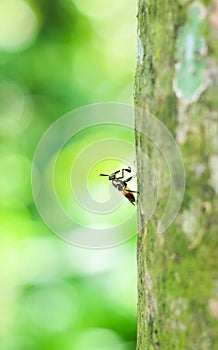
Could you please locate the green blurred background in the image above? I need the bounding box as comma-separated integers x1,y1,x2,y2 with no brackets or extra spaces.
0,0,137,349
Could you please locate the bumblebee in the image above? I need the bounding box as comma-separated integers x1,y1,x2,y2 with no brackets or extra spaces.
100,167,139,205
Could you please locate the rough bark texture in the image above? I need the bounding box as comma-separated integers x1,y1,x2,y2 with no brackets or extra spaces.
135,0,218,349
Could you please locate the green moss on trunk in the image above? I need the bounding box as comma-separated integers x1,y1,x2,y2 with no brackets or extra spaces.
135,1,218,349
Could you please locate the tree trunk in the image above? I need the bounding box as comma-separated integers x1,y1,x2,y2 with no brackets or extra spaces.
135,1,218,349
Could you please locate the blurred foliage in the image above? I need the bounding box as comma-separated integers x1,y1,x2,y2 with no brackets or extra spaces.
0,0,137,349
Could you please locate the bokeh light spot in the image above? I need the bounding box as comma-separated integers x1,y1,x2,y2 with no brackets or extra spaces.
0,81,32,135
24,281,78,331
74,328,124,350
0,0,39,52
73,0,123,19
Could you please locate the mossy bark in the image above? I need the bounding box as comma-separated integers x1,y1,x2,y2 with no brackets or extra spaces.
135,0,218,349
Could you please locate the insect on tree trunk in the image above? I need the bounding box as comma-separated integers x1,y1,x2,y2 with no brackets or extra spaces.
134,1,218,349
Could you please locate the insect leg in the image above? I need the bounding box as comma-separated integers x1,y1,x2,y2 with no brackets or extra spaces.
116,167,131,179
124,173,137,183
113,170,121,175
125,190,140,194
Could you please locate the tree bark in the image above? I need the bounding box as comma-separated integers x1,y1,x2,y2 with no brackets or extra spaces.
135,1,218,349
